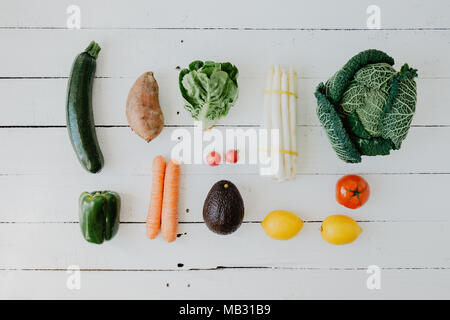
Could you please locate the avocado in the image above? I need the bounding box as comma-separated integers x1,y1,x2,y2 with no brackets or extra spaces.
203,180,245,235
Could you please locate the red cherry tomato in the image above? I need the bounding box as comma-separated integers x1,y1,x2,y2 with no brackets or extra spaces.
206,151,221,166
225,150,239,163
336,175,370,209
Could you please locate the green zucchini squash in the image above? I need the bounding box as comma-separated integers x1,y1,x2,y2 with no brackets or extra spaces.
66,41,104,173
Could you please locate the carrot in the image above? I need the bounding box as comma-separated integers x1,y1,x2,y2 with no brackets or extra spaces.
161,160,181,242
146,155,166,239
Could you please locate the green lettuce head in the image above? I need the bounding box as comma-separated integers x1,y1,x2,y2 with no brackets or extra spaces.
315,49,418,163
179,60,239,129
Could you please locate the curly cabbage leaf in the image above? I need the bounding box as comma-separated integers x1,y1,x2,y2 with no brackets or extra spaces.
315,49,418,163
179,60,239,129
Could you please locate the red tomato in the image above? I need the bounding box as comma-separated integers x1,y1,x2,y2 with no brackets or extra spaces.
206,151,221,166
225,150,239,163
336,175,370,209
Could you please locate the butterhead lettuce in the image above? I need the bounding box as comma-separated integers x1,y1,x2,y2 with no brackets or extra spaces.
315,49,418,163
179,60,239,129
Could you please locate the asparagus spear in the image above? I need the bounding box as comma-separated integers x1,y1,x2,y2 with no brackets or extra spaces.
288,69,298,179
260,67,274,176
270,65,284,180
280,69,291,180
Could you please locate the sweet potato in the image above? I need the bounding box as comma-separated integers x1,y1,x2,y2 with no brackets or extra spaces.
126,72,164,142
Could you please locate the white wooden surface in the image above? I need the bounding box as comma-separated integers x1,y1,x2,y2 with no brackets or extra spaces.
1,0,450,299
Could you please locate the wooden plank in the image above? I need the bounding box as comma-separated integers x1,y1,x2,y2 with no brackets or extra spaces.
0,29,448,78
1,268,449,299
0,127,447,175
0,222,449,270
1,0,449,29
0,174,449,222
0,77,445,126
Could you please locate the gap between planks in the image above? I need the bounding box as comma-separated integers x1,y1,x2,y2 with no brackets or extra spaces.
1,266,449,272
1,76,450,80
0,125,448,128
1,27,450,31
1,172,450,177
0,220,445,225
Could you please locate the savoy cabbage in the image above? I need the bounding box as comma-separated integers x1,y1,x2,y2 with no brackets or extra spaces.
315,49,418,163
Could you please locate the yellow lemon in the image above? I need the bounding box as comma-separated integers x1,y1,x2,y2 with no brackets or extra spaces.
320,215,362,245
261,210,303,240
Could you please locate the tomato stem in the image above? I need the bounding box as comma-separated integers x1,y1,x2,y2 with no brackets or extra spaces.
344,183,367,205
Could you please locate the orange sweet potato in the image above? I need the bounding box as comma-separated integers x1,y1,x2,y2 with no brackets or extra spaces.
126,72,164,142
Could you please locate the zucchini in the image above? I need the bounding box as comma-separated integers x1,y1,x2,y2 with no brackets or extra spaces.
66,41,104,173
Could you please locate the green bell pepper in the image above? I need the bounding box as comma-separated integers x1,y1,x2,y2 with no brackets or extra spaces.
79,191,120,244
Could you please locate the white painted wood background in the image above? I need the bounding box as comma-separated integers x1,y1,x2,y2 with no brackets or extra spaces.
1,0,450,299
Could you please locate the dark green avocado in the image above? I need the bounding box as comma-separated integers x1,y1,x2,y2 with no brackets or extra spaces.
203,180,244,235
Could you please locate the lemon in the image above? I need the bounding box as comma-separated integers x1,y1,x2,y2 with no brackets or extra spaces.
261,210,303,240
320,215,362,245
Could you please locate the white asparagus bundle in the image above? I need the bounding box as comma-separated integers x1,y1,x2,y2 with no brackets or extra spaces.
260,65,298,181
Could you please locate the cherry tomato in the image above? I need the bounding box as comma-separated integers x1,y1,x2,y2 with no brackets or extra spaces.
336,175,370,209
206,151,221,166
225,150,239,163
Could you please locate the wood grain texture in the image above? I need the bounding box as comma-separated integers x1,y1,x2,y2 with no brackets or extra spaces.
2,269,449,299
0,127,448,175
1,222,449,270
0,30,449,78
0,78,447,126
0,174,448,223
1,0,449,29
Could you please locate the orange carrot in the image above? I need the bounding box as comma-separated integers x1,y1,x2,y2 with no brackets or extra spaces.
146,155,166,239
161,160,181,242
